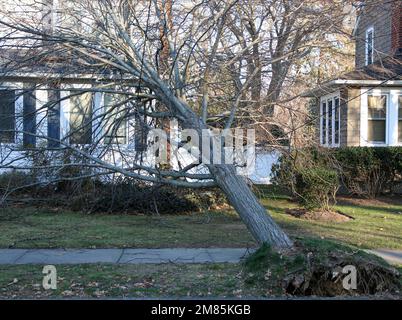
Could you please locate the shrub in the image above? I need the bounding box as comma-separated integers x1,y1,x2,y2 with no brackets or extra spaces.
334,147,402,198
271,148,339,209
0,171,35,196
295,167,339,210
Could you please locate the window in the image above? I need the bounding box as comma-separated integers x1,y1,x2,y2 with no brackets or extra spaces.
0,90,16,143
321,101,327,145
367,95,386,143
366,27,374,65
103,94,127,145
70,92,93,144
328,99,333,145
320,94,340,147
334,97,340,144
399,96,402,143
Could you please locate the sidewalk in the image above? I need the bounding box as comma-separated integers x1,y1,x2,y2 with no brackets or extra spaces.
0,248,255,265
0,248,400,265
367,249,402,266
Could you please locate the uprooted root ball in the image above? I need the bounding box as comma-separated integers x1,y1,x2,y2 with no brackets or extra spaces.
283,252,400,296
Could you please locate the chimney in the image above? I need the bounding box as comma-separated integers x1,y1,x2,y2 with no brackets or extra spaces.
391,1,402,55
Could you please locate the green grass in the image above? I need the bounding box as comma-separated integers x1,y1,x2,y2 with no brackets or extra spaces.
0,187,401,249
0,207,255,248
260,196,402,250
0,263,269,299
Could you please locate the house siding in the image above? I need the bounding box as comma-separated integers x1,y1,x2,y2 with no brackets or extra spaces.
345,88,361,147
355,0,394,68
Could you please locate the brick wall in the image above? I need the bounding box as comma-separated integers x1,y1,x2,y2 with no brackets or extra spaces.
391,1,402,53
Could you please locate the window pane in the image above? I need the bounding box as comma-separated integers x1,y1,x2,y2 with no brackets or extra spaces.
321,102,326,145
368,120,385,143
0,90,16,143
334,97,340,144
104,94,127,145
368,95,386,119
367,30,373,65
328,99,333,145
70,92,93,144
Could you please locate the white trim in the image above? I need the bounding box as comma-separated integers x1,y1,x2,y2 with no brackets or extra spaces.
365,26,374,66
60,89,70,142
35,88,48,146
360,88,402,147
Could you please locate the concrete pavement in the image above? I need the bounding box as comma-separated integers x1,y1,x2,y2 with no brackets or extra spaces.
368,249,402,266
0,248,256,265
0,248,400,265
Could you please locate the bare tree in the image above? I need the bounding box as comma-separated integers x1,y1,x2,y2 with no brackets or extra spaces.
0,0,354,249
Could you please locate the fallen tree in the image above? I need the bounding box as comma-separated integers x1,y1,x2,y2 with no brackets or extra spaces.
0,0,352,249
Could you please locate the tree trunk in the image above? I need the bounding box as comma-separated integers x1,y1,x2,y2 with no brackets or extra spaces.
158,88,294,250
208,164,293,250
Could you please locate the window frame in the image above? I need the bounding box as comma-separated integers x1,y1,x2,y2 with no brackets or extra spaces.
320,92,340,148
365,26,374,66
361,90,390,147
367,94,387,144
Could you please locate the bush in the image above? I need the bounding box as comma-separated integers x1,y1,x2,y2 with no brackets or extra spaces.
295,167,339,210
0,171,35,196
272,147,402,201
271,148,339,209
334,147,402,198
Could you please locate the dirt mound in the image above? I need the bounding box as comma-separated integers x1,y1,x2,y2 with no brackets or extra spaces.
285,208,352,222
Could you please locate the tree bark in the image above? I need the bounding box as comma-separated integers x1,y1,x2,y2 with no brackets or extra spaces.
208,164,293,249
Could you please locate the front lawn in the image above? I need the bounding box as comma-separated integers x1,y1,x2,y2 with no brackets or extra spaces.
0,188,401,249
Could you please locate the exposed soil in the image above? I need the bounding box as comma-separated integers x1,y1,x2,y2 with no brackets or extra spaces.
284,250,401,297
337,195,402,207
284,208,353,222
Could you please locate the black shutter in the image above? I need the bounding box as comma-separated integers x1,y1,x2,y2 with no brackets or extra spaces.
23,84,36,148
47,87,61,148
0,90,16,143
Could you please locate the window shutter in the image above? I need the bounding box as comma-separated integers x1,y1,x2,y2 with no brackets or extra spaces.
47,87,61,148
23,84,36,148
0,90,16,143
134,113,148,152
